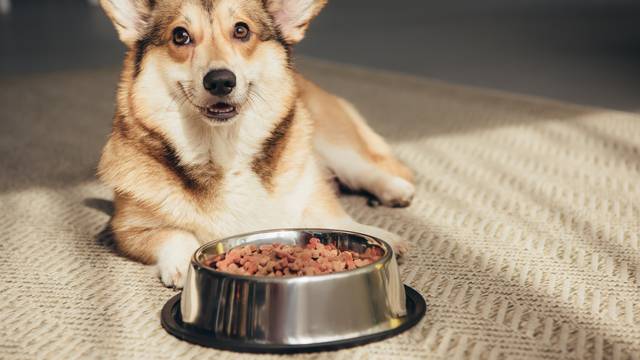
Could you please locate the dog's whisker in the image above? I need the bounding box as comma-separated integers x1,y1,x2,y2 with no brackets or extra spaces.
246,87,275,114
162,86,190,114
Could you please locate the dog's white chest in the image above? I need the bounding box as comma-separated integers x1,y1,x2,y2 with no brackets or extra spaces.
194,161,316,241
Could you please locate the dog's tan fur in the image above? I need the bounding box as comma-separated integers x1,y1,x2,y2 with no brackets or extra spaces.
98,0,415,287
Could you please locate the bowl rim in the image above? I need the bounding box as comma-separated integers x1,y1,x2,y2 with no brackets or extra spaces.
191,228,394,283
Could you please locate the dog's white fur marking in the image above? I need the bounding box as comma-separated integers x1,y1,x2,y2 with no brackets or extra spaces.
156,231,200,288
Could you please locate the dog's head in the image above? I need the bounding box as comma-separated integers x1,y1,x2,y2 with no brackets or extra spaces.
101,0,326,124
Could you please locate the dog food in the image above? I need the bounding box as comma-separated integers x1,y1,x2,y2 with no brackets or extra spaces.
205,237,383,276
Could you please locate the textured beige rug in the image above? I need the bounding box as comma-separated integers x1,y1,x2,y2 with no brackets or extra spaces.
2,57,640,359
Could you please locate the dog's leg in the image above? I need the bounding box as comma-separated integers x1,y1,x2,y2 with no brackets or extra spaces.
297,74,415,207
110,196,200,288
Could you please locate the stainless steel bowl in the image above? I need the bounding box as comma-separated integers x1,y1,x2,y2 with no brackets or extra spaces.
161,229,426,353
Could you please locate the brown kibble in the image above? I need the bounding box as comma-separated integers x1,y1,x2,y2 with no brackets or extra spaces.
354,259,369,267
308,237,321,249
207,237,383,277
259,244,273,252
243,261,258,275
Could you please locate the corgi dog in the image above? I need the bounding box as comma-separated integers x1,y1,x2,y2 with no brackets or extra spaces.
98,0,416,288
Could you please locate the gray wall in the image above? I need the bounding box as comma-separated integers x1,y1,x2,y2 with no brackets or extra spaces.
298,0,640,110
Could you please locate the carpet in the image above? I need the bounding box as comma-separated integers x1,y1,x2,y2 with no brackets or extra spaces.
1,57,639,359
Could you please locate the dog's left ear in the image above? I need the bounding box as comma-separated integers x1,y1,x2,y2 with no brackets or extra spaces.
265,0,328,44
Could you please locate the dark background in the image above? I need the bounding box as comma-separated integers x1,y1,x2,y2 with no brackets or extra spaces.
1,0,639,111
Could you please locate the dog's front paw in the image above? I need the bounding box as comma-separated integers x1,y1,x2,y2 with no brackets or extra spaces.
375,176,415,208
385,233,409,257
156,232,200,289
390,237,409,257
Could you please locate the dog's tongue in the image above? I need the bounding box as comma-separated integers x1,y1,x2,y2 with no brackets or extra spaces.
207,102,235,114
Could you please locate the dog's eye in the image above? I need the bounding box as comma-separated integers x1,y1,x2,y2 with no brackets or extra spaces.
233,22,250,41
172,27,191,46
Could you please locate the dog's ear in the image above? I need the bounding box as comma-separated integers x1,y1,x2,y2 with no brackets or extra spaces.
265,0,328,44
100,0,152,46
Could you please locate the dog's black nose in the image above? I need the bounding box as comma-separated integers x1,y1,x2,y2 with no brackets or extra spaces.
203,69,236,96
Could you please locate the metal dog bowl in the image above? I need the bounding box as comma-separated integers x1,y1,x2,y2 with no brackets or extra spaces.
161,229,426,353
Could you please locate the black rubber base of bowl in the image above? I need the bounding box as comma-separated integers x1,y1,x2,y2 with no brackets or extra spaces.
161,285,426,353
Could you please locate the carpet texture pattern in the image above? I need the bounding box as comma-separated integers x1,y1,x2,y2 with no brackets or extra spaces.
1,57,640,359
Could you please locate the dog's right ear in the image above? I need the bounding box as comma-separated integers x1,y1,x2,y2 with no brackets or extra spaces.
100,0,151,47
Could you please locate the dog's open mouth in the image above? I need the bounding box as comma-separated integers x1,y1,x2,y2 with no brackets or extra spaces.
204,102,237,121
178,83,239,122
